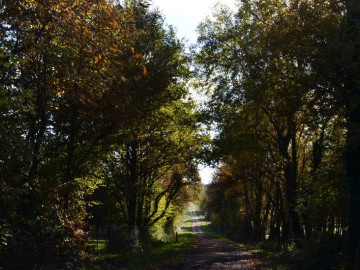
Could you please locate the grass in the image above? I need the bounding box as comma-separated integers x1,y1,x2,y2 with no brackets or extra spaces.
90,206,198,269
199,222,355,270
198,222,291,269
181,207,195,233
89,239,108,253
91,232,196,269
89,207,356,269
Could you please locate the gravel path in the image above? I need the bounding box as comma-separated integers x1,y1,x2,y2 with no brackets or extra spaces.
150,204,268,269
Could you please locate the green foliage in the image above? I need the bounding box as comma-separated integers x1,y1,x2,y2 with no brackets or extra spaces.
0,0,198,268
99,98,203,244
193,0,360,267
90,205,198,269
195,0,349,263
255,233,348,270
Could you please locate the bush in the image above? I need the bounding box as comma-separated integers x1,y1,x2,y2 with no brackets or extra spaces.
295,233,343,269
106,227,133,253
272,233,346,270
0,217,89,270
259,240,284,253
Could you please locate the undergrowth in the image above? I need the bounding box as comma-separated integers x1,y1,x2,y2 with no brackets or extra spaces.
201,222,355,270
89,207,198,269
90,233,196,269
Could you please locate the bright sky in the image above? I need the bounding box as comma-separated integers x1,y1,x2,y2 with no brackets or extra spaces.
150,0,236,184
151,0,236,44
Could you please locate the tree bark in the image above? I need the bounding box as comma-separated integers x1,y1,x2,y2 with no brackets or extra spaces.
343,0,360,263
345,107,360,262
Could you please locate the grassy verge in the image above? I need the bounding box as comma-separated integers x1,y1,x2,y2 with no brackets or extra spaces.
90,207,198,269
189,206,285,269
201,223,239,243
89,239,107,253
200,221,354,270
91,232,196,270
250,239,355,270
198,221,286,269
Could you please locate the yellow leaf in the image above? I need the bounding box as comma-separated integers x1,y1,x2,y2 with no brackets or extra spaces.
108,20,117,29
110,44,119,53
133,53,142,60
130,47,135,54
56,90,65,97
143,66,148,76
83,27,90,35
74,18,82,25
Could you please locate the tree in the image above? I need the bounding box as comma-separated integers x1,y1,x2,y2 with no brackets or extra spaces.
195,0,345,244
0,1,127,267
103,98,202,244
338,0,360,264
1,0,196,268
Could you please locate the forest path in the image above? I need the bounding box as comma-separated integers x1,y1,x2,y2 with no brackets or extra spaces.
148,203,268,269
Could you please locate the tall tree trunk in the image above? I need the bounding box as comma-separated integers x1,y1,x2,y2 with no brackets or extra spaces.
278,121,304,241
343,0,360,263
127,142,138,235
284,163,303,241
270,182,282,241
345,107,360,263
254,172,263,240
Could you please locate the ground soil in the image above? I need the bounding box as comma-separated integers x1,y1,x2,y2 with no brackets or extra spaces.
146,204,269,269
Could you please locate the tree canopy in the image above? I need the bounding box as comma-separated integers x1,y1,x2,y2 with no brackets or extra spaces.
0,1,202,268
2,0,360,269
195,0,360,267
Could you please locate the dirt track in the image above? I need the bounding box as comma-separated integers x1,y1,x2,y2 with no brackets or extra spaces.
149,204,268,269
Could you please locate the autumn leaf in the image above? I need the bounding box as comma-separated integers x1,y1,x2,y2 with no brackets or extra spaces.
133,53,142,60
74,18,83,25
83,27,90,35
79,97,86,105
108,20,117,29
110,44,118,53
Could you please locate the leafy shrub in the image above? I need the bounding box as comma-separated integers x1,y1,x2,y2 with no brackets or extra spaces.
259,240,284,253
0,217,89,270
269,233,346,270
106,227,133,253
293,233,344,269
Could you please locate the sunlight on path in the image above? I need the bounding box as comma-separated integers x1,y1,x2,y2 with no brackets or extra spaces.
189,203,204,234
177,203,267,269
